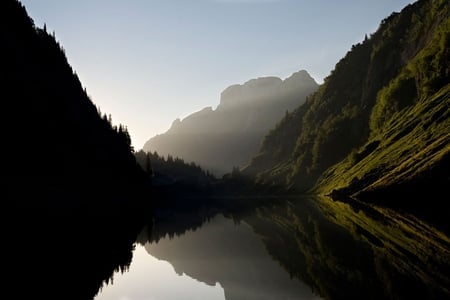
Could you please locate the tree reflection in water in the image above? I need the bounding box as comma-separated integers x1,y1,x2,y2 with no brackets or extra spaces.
137,196,450,300
8,196,449,300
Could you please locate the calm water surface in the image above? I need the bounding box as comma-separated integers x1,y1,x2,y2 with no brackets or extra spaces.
96,213,318,300
95,196,450,300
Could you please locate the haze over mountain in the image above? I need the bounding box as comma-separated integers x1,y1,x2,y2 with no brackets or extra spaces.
245,0,449,208
144,71,318,175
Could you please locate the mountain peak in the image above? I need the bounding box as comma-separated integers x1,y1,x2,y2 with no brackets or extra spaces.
218,70,317,110
144,69,318,175
285,69,314,82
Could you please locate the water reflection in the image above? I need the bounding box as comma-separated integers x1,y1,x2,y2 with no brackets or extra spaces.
143,214,319,300
7,213,143,300
95,245,226,300
242,196,450,299
96,196,450,300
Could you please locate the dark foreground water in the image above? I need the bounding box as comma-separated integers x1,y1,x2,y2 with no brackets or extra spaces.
95,196,450,300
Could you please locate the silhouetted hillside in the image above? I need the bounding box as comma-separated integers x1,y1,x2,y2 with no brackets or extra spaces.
2,1,151,299
135,150,215,188
143,71,318,175
245,0,449,205
2,0,149,214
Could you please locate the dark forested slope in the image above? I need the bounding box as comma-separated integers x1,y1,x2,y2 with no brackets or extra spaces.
2,2,151,299
246,0,449,202
2,0,149,213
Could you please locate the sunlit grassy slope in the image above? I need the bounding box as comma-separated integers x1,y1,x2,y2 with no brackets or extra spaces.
316,84,449,198
246,0,449,202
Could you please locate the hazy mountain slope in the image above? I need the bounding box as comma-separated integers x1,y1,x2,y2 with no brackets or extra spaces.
246,0,449,199
143,71,318,175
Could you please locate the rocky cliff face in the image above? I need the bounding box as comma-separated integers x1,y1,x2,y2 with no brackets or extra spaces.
144,70,318,175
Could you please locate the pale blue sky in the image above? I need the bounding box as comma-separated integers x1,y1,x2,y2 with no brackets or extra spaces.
20,0,414,149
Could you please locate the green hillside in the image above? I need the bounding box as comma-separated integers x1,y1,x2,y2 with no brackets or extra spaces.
245,0,449,202
317,84,449,199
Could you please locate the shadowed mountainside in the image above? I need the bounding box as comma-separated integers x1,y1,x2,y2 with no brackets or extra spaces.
2,1,152,299
3,0,150,214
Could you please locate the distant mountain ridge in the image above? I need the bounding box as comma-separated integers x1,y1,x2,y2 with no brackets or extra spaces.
144,70,318,175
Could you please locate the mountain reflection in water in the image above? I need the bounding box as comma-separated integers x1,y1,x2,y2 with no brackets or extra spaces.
96,196,450,300
144,214,319,300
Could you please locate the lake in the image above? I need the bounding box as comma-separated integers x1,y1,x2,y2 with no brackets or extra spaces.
95,196,450,300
